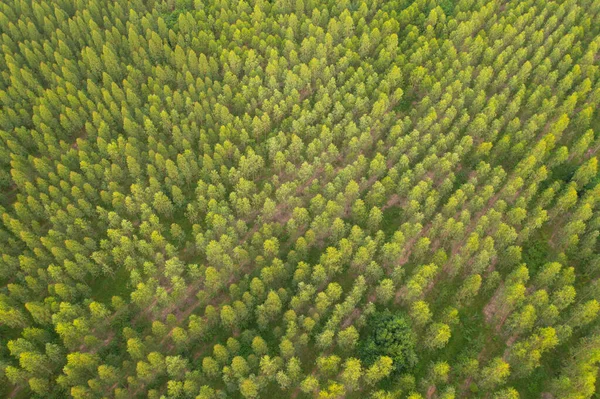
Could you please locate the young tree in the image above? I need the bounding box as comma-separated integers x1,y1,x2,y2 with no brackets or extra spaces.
569,300,600,328
410,300,432,327
239,377,259,398
337,326,360,352
340,358,362,391
479,358,510,390
317,355,341,377
300,375,319,394
376,278,395,304
493,388,520,399
365,356,394,385
425,323,451,350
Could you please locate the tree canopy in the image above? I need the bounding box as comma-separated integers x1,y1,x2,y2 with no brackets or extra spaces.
360,310,418,374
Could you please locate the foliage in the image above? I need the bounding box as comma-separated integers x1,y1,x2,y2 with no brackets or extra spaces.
360,310,418,374
0,0,599,397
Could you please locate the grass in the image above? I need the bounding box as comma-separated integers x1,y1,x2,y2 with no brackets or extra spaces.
439,0,456,16
510,359,555,397
381,205,404,238
404,297,501,393
521,229,552,274
89,264,131,303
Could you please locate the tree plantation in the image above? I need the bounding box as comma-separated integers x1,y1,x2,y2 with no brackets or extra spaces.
0,0,599,397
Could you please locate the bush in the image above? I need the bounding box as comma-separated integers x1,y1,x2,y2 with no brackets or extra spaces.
360,310,418,374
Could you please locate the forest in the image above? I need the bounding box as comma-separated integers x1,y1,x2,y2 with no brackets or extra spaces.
0,0,599,398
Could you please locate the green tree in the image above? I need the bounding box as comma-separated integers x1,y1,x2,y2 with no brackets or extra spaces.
317,355,341,377
425,323,451,350
153,191,174,218
252,336,269,356
166,356,188,379
360,310,417,373
569,300,600,328
572,157,598,188
493,388,520,399
239,377,259,398
365,356,394,385
376,278,395,304
340,358,362,391
479,358,510,390
220,305,237,330
410,300,432,327
337,326,360,352
300,375,319,394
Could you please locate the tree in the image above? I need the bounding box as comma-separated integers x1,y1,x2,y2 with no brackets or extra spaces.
202,357,220,379
376,278,395,304
28,377,50,396
410,300,432,327
231,356,249,379
425,323,451,350
257,291,282,329
507,305,536,334
259,355,281,378
318,382,346,398
456,274,482,305
61,352,100,387
479,358,510,389
428,361,450,385
534,262,562,287
166,356,188,379
317,355,341,377
337,326,360,352
360,310,418,373
171,327,189,349
552,285,576,310
280,338,296,358
493,388,520,399
239,377,259,398
276,371,291,390
1,2,599,398
509,327,559,376
252,336,268,356
365,356,394,385
19,351,52,375
368,206,383,232
263,238,279,259
220,305,237,330
127,338,146,361
300,375,319,394
550,334,600,398
569,300,600,328
340,358,362,391
153,191,174,218
572,157,597,188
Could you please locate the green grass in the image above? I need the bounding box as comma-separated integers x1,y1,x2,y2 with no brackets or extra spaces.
439,0,456,16
521,229,553,274
381,206,404,238
89,265,131,303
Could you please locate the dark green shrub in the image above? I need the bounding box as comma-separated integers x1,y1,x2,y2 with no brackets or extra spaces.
360,310,418,373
